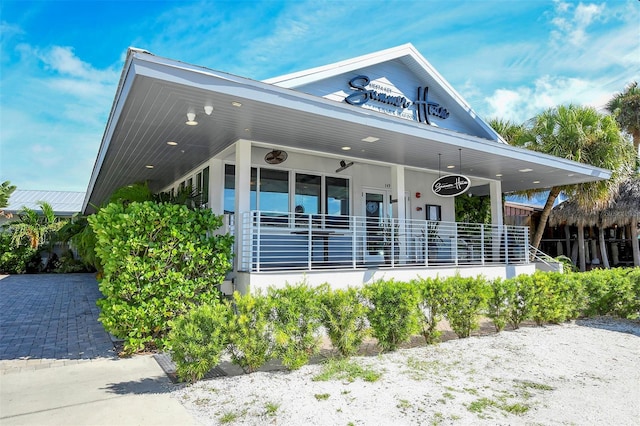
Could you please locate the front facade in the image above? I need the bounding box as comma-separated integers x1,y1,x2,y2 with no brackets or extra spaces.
83,44,610,292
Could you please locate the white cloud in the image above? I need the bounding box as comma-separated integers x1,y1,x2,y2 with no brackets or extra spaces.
485,75,612,122
549,1,605,46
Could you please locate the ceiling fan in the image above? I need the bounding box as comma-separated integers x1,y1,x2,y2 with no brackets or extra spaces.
264,150,288,164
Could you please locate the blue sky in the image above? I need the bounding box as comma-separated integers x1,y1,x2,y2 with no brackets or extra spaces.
1,0,638,192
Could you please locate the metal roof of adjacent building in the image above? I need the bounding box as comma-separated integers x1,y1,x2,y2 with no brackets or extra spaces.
5,190,85,216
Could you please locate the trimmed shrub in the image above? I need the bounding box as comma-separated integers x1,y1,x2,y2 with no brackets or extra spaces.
581,268,639,319
168,302,231,383
504,274,534,329
227,291,273,373
89,201,233,354
442,275,490,338
486,278,514,332
319,285,368,357
412,276,447,344
0,233,41,274
268,283,324,370
529,271,575,325
363,279,420,351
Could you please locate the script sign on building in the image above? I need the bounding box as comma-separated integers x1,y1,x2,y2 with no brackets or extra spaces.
432,175,470,197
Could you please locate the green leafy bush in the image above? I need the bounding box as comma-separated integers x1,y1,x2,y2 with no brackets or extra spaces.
319,285,368,357
168,302,231,383
486,278,514,332
0,233,41,274
363,279,420,351
581,268,639,319
89,201,233,354
412,276,446,344
442,275,490,338
268,283,323,370
503,274,534,329
227,291,273,373
529,271,574,325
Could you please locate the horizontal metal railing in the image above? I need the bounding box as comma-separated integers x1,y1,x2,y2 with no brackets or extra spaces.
237,211,529,272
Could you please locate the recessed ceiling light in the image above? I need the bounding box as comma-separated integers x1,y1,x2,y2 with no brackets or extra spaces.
361,136,379,143
341,146,351,151
232,101,242,107
446,165,455,169
519,168,533,173
495,173,503,177
567,173,575,177
533,180,541,184
185,112,198,126
145,165,154,169
167,141,178,146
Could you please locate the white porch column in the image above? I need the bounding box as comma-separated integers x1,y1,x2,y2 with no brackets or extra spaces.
489,180,504,262
208,158,223,215
235,140,252,272
391,165,407,263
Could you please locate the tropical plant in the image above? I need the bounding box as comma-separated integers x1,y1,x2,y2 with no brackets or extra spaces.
412,276,447,344
0,180,16,216
441,274,490,338
318,286,369,357
9,201,65,250
168,302,231,383
268,283,324,370
507,105,635,259
226,291,274,373
362,279,420,351
605,81,640,154
0,233,41,274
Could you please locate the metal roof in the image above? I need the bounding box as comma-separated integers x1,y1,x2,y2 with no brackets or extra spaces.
6,190,85,216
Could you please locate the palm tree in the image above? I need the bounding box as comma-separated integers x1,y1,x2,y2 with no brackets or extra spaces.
506,106,634,268
9,201,65,250
0,180,16,218
606,81,640,156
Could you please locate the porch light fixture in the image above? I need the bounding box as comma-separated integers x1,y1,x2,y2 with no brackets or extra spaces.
204,105,214,115
533,180,541,184
495,173,503,177
336,160,354,173
518,168,533,173
232,101,242,107
145,164,154,169
186,112,198,125
166,141,178,146
446,165,455,169
361,136,379,143
341,146,351,151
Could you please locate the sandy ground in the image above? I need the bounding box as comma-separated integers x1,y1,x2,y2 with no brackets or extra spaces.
172,317,640,425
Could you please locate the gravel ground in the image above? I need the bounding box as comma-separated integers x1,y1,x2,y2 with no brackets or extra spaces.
172,317,640,425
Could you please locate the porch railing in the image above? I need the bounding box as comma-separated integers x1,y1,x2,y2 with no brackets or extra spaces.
237,211,529,272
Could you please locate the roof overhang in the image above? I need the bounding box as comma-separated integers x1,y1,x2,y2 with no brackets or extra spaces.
83,50,611,214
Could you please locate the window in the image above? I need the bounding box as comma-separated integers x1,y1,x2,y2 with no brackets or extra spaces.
295,173,321,214
326,177,349,216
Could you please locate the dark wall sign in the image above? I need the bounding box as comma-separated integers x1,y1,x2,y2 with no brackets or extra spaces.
432,174,470,197
344,75,449,125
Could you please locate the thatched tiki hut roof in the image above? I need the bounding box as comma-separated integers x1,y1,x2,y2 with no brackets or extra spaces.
549,177,640,228
548,199,600,227
601,177,640,228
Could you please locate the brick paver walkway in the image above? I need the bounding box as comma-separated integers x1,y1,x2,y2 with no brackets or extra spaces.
0,273,115,367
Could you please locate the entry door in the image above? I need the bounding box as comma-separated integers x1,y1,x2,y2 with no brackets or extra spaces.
364,190,389,256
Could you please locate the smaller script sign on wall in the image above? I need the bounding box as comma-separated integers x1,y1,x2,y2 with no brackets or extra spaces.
432,175,471,197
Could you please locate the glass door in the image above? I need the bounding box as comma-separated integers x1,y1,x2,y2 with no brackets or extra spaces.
364,190,389,258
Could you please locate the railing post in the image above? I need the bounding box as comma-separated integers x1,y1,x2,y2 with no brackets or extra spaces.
453,223,459,266
504,225,509,265
307,213,312,270
481,225,485,266
256,211,261,272
525,226,530,264
351,215,357,269
391,218,395,267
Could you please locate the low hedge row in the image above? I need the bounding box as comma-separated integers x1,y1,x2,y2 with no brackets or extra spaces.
168,268,640,383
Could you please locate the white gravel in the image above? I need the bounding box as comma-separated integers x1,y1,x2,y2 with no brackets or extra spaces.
172,317,640,425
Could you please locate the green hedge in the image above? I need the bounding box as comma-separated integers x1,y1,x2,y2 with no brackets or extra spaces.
167,268,639,382
89,201,233,354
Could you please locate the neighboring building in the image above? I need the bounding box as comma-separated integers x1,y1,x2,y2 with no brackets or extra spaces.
2,190,84,224
83,44,610,293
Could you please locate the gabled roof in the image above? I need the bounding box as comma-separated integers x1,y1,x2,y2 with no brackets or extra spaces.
6,190,84,216
265,43,504,143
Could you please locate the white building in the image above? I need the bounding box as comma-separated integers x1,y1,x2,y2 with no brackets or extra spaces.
83,44,610,292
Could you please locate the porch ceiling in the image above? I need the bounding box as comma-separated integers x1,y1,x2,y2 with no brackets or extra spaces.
83,51,611,213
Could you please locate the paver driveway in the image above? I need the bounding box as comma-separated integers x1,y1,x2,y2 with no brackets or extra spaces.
0,273,115,362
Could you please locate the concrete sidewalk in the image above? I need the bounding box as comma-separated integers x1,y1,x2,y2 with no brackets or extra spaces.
0,355,199,426
0,274,199,425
